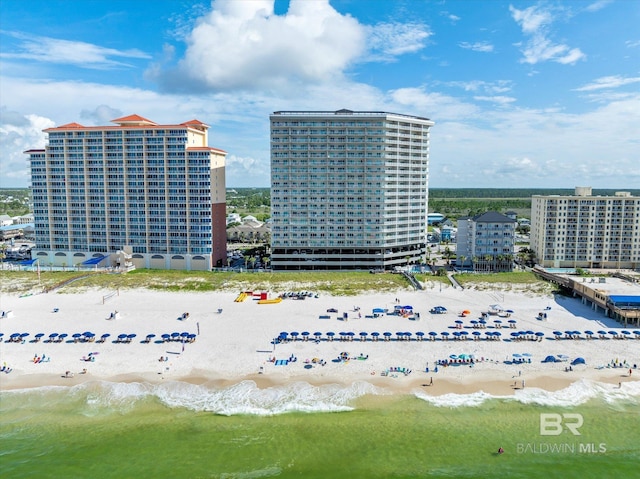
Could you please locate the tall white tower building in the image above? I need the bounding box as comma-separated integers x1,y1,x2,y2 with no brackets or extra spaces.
269,109,434,270
26,115,227,271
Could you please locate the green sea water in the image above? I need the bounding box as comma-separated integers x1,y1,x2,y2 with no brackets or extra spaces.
1,380,639,479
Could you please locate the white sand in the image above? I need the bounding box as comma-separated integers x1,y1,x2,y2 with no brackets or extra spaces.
1,285,639,394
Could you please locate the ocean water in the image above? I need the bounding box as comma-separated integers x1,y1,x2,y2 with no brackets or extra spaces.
1,380,639,479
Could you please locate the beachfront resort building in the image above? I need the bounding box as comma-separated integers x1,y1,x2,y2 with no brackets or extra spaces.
25,115,227,271
456,211,517,272
269,109,434,270
530,187,640,269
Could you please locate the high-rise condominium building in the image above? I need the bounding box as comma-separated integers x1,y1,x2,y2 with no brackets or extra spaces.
270,109,434,270
530,187,640,269
26,115,226,271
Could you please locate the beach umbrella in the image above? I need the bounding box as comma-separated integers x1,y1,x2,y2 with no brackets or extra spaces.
553,331,562,337
510,332,520,339
127,333,137,341
428,331,438,338
72,333,82,340
0,333,3,338
146,333,156,339
441,332,450,340
508,319,517,324
535,332,545,337
20,333,29,338
571,357,586,366
359,332,368,341
171,332,180,340
506,309,514,313
117,334,128,342
326,332,335,341
472,331,481,339
161,333,170,342
58,333,68,340
455,320,463,324
513,353,522,358
584,331,594,338
416,332,424,340
450,354,458,359
470,320,478,325
313,331,322,338
347,332,355,340
48,333,58,340
494,319,502,323
621,331,631,338
405,332,413,340
459,331,469,339
522,353,532,357
608,331,619,337
35,333,45,339
493,331,502,338
301,332,310,339
10,333,20,339
290,332,299,340
383,332,392,340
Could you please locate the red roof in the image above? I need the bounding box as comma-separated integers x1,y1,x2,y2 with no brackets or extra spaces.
111,114,156,125
181,119,208,127
57,122,85,129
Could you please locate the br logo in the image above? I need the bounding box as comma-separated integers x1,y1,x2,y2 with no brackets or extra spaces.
540,413,583,436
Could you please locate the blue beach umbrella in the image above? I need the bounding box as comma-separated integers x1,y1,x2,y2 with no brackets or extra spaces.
416,331,425,339
301,331,310,339
535,332,545,337
314,332,322,339
359,332,368,340
58,333,68,340
35,333,45,339
383,332,392,339
472,331,481,337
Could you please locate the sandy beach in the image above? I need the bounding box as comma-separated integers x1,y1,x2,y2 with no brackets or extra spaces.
1,283,639,395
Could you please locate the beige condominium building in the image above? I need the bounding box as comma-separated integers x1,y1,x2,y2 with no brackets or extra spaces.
269,109,434,270
530,187,640,269
25,115,226,271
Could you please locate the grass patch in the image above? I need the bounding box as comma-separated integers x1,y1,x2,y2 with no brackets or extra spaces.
1,269,413,296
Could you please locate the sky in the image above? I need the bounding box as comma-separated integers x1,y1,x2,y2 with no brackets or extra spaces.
1,0,639,189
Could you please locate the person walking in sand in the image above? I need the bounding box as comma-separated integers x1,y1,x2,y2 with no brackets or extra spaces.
522,380,525,389
429,377,433,386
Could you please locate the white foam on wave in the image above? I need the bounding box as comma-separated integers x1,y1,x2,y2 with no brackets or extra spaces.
414,379,640,408
155,380,386,416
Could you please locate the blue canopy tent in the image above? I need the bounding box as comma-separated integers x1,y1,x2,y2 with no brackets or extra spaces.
81,255,109,269
571,357,586,366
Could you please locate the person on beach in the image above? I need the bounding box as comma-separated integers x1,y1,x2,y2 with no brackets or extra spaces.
429,377,433,386
522,380,525,388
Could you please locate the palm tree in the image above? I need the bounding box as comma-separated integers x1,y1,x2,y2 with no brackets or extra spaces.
458,255,467,269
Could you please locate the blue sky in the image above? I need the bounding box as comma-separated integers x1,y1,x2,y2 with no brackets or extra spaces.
1,0,639,188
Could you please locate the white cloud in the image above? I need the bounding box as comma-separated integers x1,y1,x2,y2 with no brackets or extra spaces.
585,0,613,12
458,41,494,53
473,96,516,105
0,32,150,69
509,4,586,65
0,109,55,186
366,22,432,58
155,0,366,92
574,75,640,91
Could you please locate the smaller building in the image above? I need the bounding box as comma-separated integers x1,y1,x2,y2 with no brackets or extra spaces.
456,211,516,272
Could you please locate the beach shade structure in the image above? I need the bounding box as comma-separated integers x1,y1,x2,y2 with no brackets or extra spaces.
171,332,181,341
313,332,323,341
98,333,110,343
20,333,30,340
584,331,594,339
510,332,520,340
508,320,517,328
557,354,569,361
553,331,563,340
326,332,335,342
416,331,425,341
455,319,464,327
450,354,458,360
301,332,310,341
634,331,640,339
187,334,196,342
57,333,68,342
542,355,558,363
472,331,482,340
470,320,478,328
396,331,405,340
493,319,502,328
359,332,368,341
371,332,380,341
383,332,393,341
441,331,450,341
571,357,586,366
484,331,493,340
72,333,83,342
608,331,619,339
506,309,514,314
144,334,156,343
127,333,137,343
347,332,355,341
428,331,438,340
535,332,545,340
161,333,171,342
117,333,128,343
452,331,461,340
597,330,608,339
290,332,300,341
0,333,3,339
462,310,471,315
180,332,190,342
479,319,487,328
47,333,58,342
34,333,45,342
459,331,469,340
621,331,631,338
405,332,413,341
493,331,502,340
10,333,21,341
